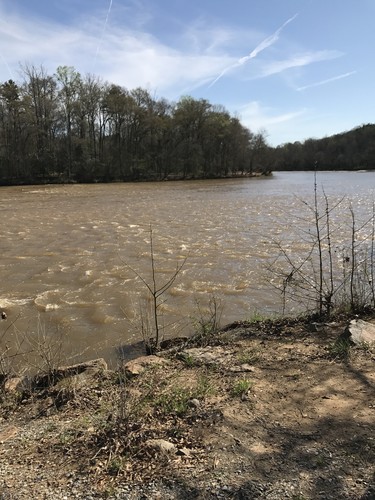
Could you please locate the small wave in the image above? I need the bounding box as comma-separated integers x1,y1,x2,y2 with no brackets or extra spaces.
91,309,116,325
0,297,33,308
234,281,248,291
169,285,189,297
62,299,92,308
34,290,61,312
59,265,70,272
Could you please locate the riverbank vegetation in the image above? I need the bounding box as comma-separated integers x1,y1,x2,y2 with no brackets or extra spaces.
2,63,374,188
0,64,269,185
268,173,375,318
271,123,375,171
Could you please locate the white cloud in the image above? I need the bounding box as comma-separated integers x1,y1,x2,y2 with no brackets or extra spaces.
236,101,307,144
239,101,305,128
95,29,230,95
0,5,230,96
258,50,343,78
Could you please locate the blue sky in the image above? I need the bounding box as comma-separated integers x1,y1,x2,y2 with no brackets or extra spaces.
0,0,374,145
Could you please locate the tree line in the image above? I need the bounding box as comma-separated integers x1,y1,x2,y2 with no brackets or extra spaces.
0,64,270,185
271,124,375,171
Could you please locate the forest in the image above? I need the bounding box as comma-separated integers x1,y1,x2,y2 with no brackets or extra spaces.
0,65,269,185
270,123,375,171
1,64,374,185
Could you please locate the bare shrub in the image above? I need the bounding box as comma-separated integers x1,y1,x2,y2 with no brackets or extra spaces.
190,294,223,345
26,316,68,386
0,314,30,384
268,173,375,318
122,226,187,353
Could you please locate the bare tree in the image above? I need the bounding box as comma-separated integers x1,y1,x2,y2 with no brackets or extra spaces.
268,176,375,318
123,226,187,352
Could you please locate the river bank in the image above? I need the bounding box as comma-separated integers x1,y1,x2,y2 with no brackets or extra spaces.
0,315,374,499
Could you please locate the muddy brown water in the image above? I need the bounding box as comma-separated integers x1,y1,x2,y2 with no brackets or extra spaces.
1,171,374,367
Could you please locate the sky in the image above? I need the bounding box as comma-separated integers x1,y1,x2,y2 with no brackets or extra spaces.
0,0,374,146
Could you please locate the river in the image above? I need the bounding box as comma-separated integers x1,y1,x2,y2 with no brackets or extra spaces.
1,171,374,366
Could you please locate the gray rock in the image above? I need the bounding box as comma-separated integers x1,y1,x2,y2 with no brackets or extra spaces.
189,398,201,408
0,425,18,443
229,364,256,373
123,355,169,378
3,377,25,393
146,438,176,454
345,319,375,346
32,358,108,389
179,346,232,367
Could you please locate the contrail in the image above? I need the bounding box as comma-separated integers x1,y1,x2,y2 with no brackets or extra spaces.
209,13,298,88
297,71,357,91
103,0,113,33
246,13,298,60
94,0,113,66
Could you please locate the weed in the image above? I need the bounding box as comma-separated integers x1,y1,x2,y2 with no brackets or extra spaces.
191,295,223,345
58,429,79,446
154,386,192,416
358,341,374,353
314,453,328,468
153,374,214,417
246,310,269,323
107,457,124,476
328,338,351,360
45,422,58,433
196,374,215,398
103,486,117,499
231,378,253,398
237,347,260,364
180,353,196,367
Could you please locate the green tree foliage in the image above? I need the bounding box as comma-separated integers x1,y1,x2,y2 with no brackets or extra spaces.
0,65,269,185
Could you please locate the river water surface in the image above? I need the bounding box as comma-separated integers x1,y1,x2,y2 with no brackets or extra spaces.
1,171,374,365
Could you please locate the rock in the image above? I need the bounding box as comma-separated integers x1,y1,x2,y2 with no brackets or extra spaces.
32,358,108,389
123,355,169,378
1,311,7,320
0,425,18,443
189,398,201,408
146,439,176,454
57,358,108,376
179,346,232,367
344,319,375,346
307,322,325,332
229,364,256,373
159,337,188,350
4,377,24,393
176,447,191,457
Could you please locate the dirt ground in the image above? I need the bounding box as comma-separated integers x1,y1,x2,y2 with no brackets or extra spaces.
0,317,374,499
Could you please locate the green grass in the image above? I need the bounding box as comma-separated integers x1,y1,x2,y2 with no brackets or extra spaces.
231,378,253,397
237,347,260,364
246,309,270,323
328,338,352,360
153,374,215,416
